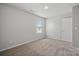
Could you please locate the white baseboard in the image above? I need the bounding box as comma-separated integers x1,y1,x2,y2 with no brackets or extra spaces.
0,38,43,52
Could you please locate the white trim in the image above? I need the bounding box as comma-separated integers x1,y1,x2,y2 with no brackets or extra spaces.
0,38,43,52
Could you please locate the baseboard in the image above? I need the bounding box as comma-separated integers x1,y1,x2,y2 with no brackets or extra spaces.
47,37,57,40
47,37,72,43
0,38,44,52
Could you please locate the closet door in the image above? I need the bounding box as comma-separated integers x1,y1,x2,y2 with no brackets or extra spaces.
61,18,72,42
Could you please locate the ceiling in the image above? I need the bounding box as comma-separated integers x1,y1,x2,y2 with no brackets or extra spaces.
8,3,77,18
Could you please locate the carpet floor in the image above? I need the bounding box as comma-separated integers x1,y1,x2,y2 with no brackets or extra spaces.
0,39,79,56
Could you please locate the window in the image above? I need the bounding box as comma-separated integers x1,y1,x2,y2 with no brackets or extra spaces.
36,20,43,33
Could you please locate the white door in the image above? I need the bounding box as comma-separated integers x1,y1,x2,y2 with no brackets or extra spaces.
61,18,72,42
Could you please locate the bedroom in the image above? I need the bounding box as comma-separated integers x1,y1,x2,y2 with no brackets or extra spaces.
0,3,79,56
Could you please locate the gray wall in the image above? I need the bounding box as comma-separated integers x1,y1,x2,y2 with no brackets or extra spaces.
73,5,79,48
0,4,45,51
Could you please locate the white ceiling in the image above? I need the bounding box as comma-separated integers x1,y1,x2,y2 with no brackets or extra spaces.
8,3,77,18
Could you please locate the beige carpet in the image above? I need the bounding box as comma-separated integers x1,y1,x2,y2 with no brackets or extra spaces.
0,39,79,56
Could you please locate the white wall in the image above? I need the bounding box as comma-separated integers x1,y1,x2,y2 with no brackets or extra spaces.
0,4,45,51
73,5,79,48
46,16,62,40
47,16,72,42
